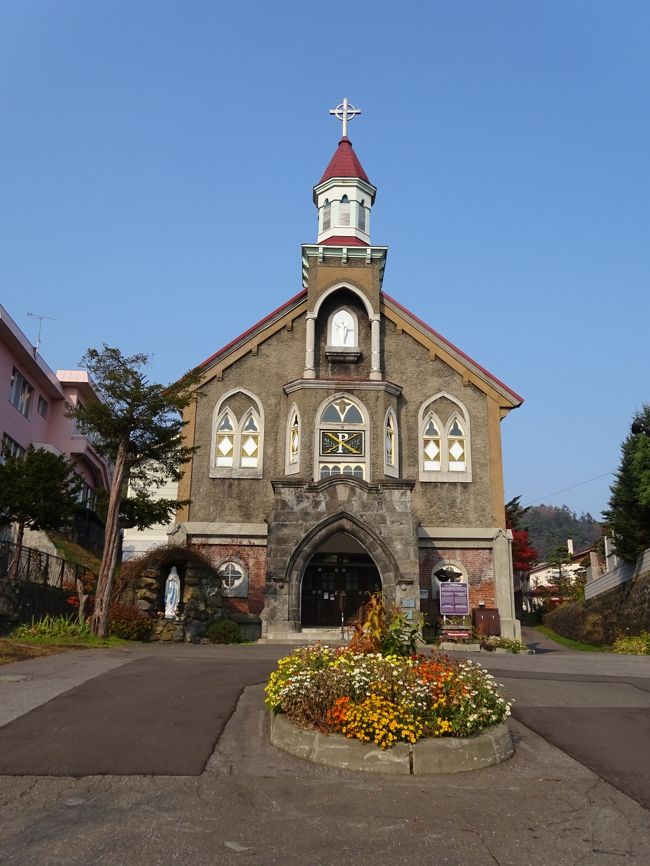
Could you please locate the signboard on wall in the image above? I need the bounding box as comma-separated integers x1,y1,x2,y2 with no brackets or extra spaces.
439,582,469,616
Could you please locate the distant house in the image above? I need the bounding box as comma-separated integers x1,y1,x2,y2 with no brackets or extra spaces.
523,539,602,608
0,304,111,545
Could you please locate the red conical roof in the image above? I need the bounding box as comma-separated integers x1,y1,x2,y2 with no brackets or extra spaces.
318,137,370,184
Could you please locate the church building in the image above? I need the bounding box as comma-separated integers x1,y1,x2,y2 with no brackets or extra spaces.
172,100,523,641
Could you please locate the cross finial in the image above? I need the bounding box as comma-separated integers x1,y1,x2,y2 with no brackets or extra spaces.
329,97,361,138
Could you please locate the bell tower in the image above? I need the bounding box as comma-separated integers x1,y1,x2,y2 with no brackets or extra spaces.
313,98,377,246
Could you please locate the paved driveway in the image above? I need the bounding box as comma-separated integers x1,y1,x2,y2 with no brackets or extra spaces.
0,652,277,775
1,637,649,865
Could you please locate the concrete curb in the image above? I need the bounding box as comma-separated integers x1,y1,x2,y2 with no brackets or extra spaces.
270,712,514,775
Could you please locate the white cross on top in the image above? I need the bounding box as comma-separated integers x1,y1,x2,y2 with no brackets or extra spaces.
329,97,361,138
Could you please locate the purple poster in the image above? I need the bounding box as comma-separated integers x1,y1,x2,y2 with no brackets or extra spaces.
439,582,469,616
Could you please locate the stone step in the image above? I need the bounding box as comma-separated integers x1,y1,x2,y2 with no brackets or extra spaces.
258,628,351,645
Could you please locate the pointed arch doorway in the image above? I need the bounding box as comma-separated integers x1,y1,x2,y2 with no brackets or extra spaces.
300,533,382,627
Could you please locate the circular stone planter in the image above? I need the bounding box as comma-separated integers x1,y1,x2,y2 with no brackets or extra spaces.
270,712,514,775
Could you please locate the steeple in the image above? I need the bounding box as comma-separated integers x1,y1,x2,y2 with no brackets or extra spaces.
313,99,377,246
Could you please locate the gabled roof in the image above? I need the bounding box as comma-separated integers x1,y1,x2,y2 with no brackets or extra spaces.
382,293,524,407
318,137,370,184
194,288,523,410
197,290,308,373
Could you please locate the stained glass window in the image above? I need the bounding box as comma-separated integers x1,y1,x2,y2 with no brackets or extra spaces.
240,413,259,468
216,412,236,467
447,417,466,471
289,410,300,464
321,398,363,424
423,417,441,472
385,412,395,468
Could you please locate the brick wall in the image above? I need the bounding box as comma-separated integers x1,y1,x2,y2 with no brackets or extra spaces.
194,543,266,616
419,547,495,622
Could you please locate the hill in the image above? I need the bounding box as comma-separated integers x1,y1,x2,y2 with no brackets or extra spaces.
523,505,602,561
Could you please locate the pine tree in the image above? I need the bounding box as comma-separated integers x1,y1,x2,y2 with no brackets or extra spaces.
0,447,82,578
604,405,650,562
66,346,201,636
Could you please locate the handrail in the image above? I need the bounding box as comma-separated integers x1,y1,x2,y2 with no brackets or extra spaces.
0,540,96,590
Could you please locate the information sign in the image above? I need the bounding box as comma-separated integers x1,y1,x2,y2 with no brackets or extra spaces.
439,582,469,616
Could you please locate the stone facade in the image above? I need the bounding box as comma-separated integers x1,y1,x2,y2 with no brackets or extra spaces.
173,132,523,640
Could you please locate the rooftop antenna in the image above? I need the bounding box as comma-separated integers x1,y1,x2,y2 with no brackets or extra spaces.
27,312,56,357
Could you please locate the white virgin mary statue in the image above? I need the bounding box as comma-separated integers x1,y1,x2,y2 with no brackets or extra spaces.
164,566,181,619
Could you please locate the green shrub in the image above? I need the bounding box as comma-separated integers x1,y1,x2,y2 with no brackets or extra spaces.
612,632,650,655
483,636,528,653
205,617,241,644
12,615,92,642
108,604,154,641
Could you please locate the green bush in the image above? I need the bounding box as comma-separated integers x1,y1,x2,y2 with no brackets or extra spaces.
483,636,529,653
12,614,92,642
612,632,650,655
108,604,154,641
205,617,241,644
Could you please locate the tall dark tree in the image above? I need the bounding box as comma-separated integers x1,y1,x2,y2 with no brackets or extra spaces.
604,405,650,562
67,346,201,636
0,447,82,578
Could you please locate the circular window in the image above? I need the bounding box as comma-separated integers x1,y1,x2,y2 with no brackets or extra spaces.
218,561,245,590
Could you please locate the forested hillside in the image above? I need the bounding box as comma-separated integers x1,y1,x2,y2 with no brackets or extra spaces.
523,505,602,561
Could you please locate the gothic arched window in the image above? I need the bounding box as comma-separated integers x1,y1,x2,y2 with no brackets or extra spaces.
384,407,399,477
285,405,301,475
422,416,442,472
447,416,467,472
323,199,331,232
215,410,236,468
317,395,368,482
418,394,472,482
239,410,261,468
339,195,350,226
358,199,366,232
211,390,265,478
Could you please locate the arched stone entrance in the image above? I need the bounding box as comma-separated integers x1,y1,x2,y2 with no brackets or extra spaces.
300,533,382,627
284,511,402,630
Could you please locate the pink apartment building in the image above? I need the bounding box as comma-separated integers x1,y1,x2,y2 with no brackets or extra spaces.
0,304,111,513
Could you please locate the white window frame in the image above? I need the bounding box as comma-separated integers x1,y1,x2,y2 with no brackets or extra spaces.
210,389,265,478
384,407,399,478
285,404,301,475
314,392,369,482
418,393,472,483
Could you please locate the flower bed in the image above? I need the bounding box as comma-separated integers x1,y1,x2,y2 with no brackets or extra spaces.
265,645,512,750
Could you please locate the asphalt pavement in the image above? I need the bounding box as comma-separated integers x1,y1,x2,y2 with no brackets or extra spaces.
0,635,649,866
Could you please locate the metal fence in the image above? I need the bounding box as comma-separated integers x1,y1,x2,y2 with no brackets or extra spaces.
0,540,96,589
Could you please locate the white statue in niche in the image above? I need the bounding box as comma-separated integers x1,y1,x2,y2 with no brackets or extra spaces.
164,566,181,618
331,310,355,347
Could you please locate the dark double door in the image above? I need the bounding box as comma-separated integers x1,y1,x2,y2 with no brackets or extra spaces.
301,553,382,627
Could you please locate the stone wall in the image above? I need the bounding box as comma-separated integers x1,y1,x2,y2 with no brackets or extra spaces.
544,568,650,646
263,479,419,636
133,561,226,643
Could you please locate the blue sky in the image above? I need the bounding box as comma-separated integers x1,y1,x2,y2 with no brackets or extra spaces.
1,1,648,519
